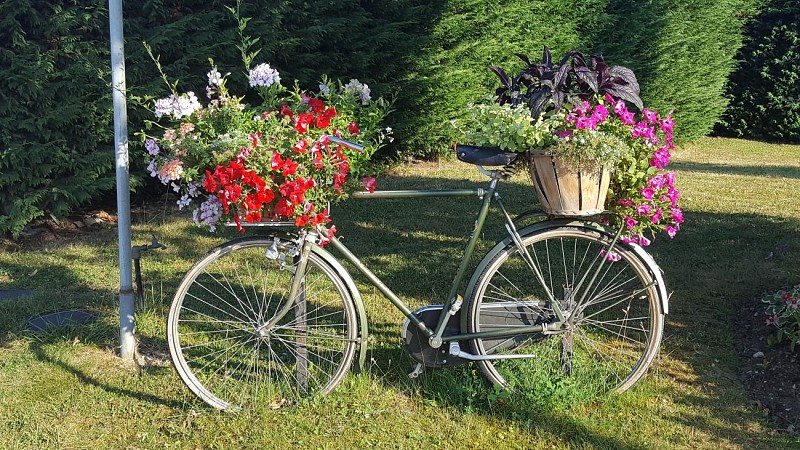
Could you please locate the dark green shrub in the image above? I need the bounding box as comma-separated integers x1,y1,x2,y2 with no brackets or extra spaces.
596,0,756,141
0,1,116,236
395,0,609,158
717,0,800,142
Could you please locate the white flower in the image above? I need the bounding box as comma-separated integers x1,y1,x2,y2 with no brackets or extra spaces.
207,67,224,87
318,84,331,96
248,63,281,88
154,92,202,119
344,79,371,104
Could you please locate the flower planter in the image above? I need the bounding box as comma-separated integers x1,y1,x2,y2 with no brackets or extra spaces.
527,153,610,216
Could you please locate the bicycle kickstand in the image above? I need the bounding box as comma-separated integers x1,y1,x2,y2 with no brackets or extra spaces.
408,363,424,379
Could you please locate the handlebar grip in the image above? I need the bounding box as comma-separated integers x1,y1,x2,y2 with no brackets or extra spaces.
326,136,364,152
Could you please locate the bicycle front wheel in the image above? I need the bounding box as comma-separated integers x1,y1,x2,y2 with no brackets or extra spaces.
167,236,358,411
465,226,665,394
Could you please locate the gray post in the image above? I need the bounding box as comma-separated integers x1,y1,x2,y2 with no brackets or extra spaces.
109,0,136,359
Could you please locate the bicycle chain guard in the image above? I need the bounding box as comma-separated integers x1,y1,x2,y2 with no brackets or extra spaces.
401,305,468,368
401,301,551,368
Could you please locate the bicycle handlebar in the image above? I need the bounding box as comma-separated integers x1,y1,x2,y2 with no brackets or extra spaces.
326,136,364,152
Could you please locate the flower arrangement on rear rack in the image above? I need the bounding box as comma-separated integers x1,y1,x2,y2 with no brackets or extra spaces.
143,58,392,242
462,47,683,247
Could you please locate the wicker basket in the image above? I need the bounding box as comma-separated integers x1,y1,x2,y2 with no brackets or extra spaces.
527,154,610,216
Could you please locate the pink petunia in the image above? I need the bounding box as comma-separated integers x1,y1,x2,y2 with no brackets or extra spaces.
613,100,627,116
670,207,684,224
766,314,780,326
362,176,377,193
642,109,659,124
660,114,675,133
666,188,680,206
664,225,678,239
625,216,638,230
592,104,609,122
636,204,652,215
665,172,677,188
641,187,655,200
650,208,663,224
620,110,636,125
648,174,666,190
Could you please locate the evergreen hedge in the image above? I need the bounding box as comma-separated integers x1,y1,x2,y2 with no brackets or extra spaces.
717,0,800,142
0,1,116,236
0,0,761,234
596,0,755,141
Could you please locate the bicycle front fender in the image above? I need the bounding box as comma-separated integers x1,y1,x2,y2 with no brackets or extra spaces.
309,242,370,373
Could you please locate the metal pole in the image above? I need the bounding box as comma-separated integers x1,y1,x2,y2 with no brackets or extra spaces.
109,0,136,360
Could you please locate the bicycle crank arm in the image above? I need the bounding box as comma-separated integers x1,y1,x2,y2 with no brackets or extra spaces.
448,342,536,361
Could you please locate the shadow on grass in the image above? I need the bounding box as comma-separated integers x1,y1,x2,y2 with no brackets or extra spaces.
0,253,184,408
670,161,800,179
328,171,800,446
25,328,185,410
5,168,799,445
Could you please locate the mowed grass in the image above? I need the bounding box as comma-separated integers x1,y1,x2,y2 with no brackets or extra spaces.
1,137,799,449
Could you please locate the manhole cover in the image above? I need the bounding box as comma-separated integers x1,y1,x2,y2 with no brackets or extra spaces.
26,309,98,332
0,289,33,301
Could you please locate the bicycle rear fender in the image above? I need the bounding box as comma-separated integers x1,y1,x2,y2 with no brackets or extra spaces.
461,219,669,333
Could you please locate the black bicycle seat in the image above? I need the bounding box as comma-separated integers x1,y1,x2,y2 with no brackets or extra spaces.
455,144,519,166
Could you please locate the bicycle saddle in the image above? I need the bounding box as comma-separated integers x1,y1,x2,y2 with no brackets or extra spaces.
454,144,519,167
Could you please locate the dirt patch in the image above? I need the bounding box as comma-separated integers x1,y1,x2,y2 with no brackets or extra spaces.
737,299,799,434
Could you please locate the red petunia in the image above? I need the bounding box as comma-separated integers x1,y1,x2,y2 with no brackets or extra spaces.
274,198,293,217
348,121,360,136
281,157,299,176
294,214,310,227
245,211,262,223
256,189,274,204
295,113,314,134
271,152,285,172
280,103,294,119
308,98,325,113
203,170,217,193
293,139,308,154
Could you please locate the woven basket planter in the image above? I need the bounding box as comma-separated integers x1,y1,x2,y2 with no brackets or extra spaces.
527,154,611,216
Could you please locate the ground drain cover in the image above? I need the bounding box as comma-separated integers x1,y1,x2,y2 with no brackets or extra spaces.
0,289,33,301
26,309,98,332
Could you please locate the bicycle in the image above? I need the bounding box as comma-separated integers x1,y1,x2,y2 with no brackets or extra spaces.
166,137,669,411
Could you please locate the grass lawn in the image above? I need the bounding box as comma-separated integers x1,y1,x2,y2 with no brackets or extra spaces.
1,137,799,449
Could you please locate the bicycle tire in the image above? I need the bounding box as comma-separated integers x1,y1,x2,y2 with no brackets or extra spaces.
167,236,358,411
465,226,665,394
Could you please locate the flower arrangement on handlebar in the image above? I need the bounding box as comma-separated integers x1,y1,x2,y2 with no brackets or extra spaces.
143,62,392,239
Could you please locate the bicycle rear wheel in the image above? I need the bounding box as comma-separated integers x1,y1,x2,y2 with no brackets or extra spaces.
167,236,358,411
465,226,664,394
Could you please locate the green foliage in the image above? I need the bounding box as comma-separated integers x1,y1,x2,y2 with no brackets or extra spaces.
397,0,609,158
717,0,800,142
596,0,756,141
461,102,555,152
0,0,116,236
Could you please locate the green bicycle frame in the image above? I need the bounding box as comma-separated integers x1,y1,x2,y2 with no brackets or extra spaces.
320,174,570,348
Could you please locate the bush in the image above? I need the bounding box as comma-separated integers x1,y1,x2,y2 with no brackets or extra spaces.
595,0,756,141
395,0,609,158
717,0,800,142
0,1,116,236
